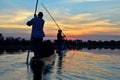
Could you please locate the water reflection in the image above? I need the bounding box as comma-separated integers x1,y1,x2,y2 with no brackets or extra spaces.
29,51,66,80
30,57,44,80
0,50,120,80
0,49,26,54
57,53,64,80
1,48,120,55
81,49,120,55
30,56,56,80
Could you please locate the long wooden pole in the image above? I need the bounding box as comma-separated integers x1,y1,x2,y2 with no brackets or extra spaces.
26,0,39,65
26,46,30,65
41,3,61,30
41,3,67,40
35,0,39,15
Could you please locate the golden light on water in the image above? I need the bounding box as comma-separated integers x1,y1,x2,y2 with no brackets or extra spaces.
0,50,120,80
58,50,120,80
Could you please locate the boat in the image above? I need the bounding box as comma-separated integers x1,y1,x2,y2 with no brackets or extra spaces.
29,40,57,80
30,40,57,66
30,53,57,66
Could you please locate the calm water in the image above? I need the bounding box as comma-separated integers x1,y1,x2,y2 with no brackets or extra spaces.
0,49,120,80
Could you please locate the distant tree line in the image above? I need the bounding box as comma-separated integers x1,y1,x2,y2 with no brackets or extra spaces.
64,40,120,50
0,33,120,52
0,33,30,52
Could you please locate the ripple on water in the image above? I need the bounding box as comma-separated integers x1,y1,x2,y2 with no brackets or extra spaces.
0,50,120,80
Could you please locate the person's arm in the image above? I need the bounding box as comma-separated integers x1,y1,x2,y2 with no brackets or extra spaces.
26,21,31,26
26,18,34,26
26,13,36,26
34,14,37,18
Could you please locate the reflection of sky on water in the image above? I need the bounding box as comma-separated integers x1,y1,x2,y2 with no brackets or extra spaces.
81,49,120,55
0,50,120,80
58,50,120,80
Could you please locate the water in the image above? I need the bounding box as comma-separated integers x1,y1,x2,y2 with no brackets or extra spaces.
0,49,120,80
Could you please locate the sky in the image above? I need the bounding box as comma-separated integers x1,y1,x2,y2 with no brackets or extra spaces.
0,0,120,41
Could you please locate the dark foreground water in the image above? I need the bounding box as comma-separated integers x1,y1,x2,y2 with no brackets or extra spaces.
0,49,120,80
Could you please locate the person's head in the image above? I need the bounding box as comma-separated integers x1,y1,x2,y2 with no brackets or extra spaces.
58,30,62,33
38,12,43,18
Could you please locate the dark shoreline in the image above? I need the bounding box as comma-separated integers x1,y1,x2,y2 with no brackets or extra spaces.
0,44,120,54
1,33,120,54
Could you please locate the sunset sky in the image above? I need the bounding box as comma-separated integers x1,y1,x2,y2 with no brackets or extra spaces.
0,0,120,41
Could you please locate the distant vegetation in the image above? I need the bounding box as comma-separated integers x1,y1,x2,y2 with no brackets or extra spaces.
0,33,120,53
64,40,120,50
0,33,30,53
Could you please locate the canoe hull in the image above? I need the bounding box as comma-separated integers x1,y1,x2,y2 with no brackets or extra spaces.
30,53,57,80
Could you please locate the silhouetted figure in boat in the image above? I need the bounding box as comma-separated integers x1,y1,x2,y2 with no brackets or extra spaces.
57,30,64,41
57,30,66,54
26,12,45,58
30,40,55,80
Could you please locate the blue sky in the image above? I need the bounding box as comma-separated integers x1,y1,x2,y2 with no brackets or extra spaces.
0,0,120,41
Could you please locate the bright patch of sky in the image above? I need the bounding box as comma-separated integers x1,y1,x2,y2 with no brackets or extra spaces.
0,0,120,40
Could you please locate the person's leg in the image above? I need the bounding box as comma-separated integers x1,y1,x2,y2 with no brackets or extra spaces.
31,37,40,58
37,38,43,58
58,40,63,50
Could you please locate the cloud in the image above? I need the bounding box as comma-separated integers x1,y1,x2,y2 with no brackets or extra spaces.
0,3,120,40
60,13,115,26
95,7,120,23
50,12,120,37
42,7,120,38
0,10,33,28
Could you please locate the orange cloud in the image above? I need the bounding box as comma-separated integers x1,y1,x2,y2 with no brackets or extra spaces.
0,10,32,28
0,10,120,40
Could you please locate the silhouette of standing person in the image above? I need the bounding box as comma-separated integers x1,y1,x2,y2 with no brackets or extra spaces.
26,12,45,58
57,30,65,51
